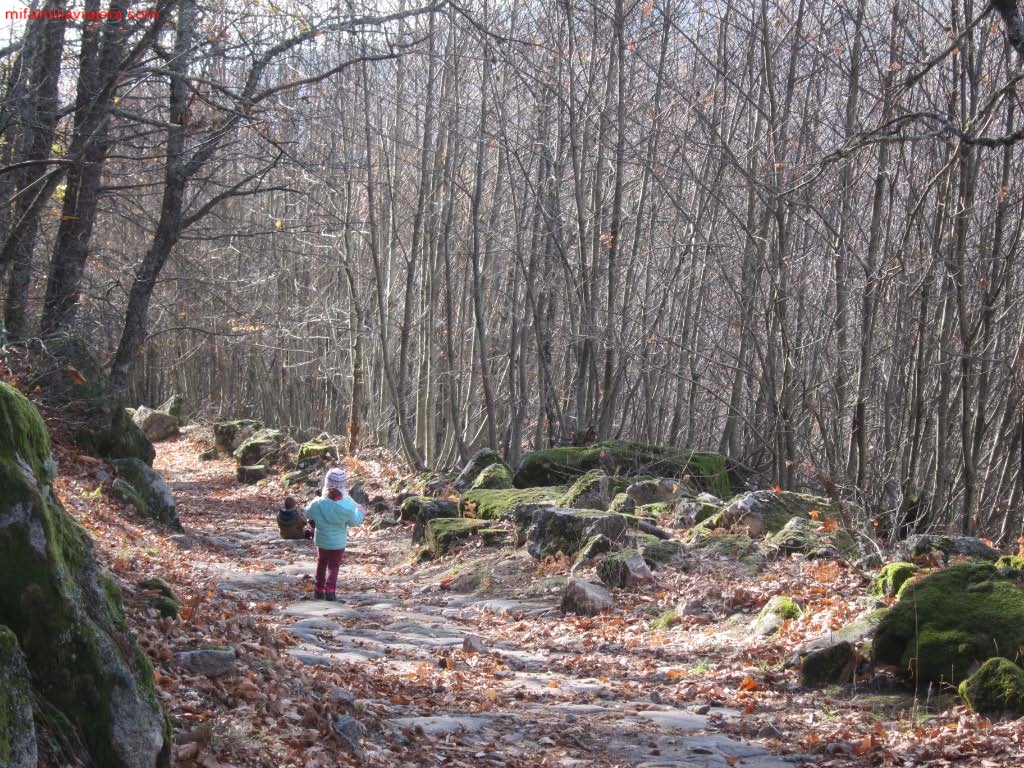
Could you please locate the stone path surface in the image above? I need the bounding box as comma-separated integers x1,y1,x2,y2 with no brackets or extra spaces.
193,523,811,767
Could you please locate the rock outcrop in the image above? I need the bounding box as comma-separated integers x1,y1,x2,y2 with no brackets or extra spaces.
0,382,170,767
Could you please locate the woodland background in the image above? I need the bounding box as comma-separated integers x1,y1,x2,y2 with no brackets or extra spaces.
2,0,1024,541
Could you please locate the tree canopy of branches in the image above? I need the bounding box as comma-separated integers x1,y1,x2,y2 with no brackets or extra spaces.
3,0,1024,541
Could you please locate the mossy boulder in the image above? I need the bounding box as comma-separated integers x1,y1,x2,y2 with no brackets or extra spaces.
625,477,690,505
870,562,918,598
460,486,566,521
608,493,636,515
558,469,612,510
597,549,655,589
470,462,514,490
767,516,857,559
237,464,269,484
513,440,734,498
801,641,855,688
453,448,508,492
754,595,801,636
233,428,291,467
958,657,1024,719
138,578,181,620
131,405,179,442
213,419,263,453
156,394,185,423
297,435,337,463
0,382,170,767
872,563,1024,684
425,518,489,557
524,506,635,560
639,538,686,569
901,534,1001,563
400,497,460,544
722,490,845,537
112,458,181,530
0,625,36,768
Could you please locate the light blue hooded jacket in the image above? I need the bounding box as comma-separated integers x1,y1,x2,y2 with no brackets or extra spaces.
304,495,364,550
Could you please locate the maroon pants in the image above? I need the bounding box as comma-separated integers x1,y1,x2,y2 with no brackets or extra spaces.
315,548,345,594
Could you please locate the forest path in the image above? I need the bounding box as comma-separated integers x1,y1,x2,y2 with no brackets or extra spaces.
151,432,819,768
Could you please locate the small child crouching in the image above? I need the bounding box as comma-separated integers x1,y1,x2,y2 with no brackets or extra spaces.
276,496,310,540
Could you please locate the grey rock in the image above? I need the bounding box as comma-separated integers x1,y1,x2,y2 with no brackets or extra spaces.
112,458,180,529
0,626,37,768
463,635,487,654
561,579,613,616
597,550,656,589
175,648,237,678
131,405,179,442
901,534,1001,563
333,715,363,756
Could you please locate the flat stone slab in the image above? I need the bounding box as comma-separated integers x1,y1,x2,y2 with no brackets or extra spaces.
385,715,499,736
630,709,708,731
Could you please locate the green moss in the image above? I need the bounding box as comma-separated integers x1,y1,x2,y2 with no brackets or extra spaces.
871,562,918,598
650,609,680,630
513,440,734,498
149,596,180,619
958,657,1024,718
109,478,147,515
608,493,636,515
425,518,489,556
460,486,566,520
0,387,166,766
640,539,685,569
0,382,52,480
297,440,337,462
596,549,652,588
101,573,126,632
996,555,1024,572
873,564,1024,684
233,428,287,466
766,596,801,621
558,469,610,509
470,462,514,490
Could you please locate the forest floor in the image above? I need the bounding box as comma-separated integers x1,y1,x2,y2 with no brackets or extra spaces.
54,429,1024,768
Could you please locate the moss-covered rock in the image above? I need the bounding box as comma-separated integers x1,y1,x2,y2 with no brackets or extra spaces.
625,477,689,505
870,562,918,598
131,406,179,442
639,538,686,569
754,595,801,636
156,394,184,423
425,518,489,557
801,641,855,687
0,382,170,767
525,506,635,560
597,549,655,589
0,625,36,768
470,462,514,490
767,516,857,559
198,448,218,461
996,555,1024,574
297,435,337,462
513,440,734,498
113,458,181,530
138,578,180,619
558,469,611,510
958,657,1024,719
213,419,263,453
900,534,1001,563
400,497,460,544
237,464,269,484
608,493,636,515
872,563,1024,684
453,448,508,492
233,428,294,467
722,490,846,536
460,486,566,521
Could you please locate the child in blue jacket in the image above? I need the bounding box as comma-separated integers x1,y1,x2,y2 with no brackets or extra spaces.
305,468,365,600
